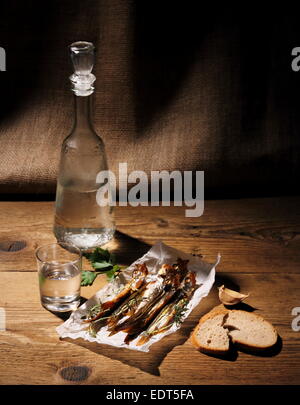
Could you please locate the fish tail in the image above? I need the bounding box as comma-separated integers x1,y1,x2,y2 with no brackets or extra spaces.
108,329,118,337
124,332,140,345
136,334,150,346
124,334,132,345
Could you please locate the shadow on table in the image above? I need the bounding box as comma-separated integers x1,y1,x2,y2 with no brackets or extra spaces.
59,287,224,375
105,230,152,266
61,298,216,376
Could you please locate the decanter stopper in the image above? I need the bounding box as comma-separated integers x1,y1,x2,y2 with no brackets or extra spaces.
69,41,96,96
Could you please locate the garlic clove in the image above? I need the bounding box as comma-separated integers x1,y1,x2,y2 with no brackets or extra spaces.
218,285,249,306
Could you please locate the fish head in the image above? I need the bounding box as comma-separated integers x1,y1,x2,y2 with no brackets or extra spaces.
182,271,197,293
131,263,148,289
174,258,189,280
158,263,173,277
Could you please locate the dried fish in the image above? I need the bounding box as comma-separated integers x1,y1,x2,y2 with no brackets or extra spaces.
84,263,148,322
108,260,185,334
120,283,177,339
136,272,197,346
107,279,165,334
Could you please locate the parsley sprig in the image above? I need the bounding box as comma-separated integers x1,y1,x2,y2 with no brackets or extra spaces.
174,299,189,326
81,247,122,286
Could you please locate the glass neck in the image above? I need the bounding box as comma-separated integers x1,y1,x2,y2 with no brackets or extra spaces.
74,95,93,130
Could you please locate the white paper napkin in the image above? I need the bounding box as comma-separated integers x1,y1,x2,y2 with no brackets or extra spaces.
56,241,220,352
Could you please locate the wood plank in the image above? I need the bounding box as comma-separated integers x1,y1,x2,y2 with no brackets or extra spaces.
0,198,300,385
0,198,300,273
0,271,299,384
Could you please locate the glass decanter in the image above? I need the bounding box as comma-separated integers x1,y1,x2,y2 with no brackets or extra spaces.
53,41,115,250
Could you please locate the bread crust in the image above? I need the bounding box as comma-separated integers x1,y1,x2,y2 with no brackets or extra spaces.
191,305,278,355
224,310,278,350
190,306,230,354
198,304,229,325
190,327,230,355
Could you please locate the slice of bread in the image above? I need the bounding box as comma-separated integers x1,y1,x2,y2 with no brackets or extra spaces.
224,310,278,351
190,313,230,355
191,307,278,355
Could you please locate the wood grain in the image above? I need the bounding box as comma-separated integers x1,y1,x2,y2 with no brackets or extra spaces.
1,197,300,273
0,198,300,384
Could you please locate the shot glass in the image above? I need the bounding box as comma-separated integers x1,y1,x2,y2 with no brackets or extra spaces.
36,242,82,312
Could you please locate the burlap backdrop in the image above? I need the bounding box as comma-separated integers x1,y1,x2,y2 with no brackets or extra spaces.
0,1,299,195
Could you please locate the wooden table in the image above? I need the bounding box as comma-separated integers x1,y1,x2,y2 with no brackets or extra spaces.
0,197,300,385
